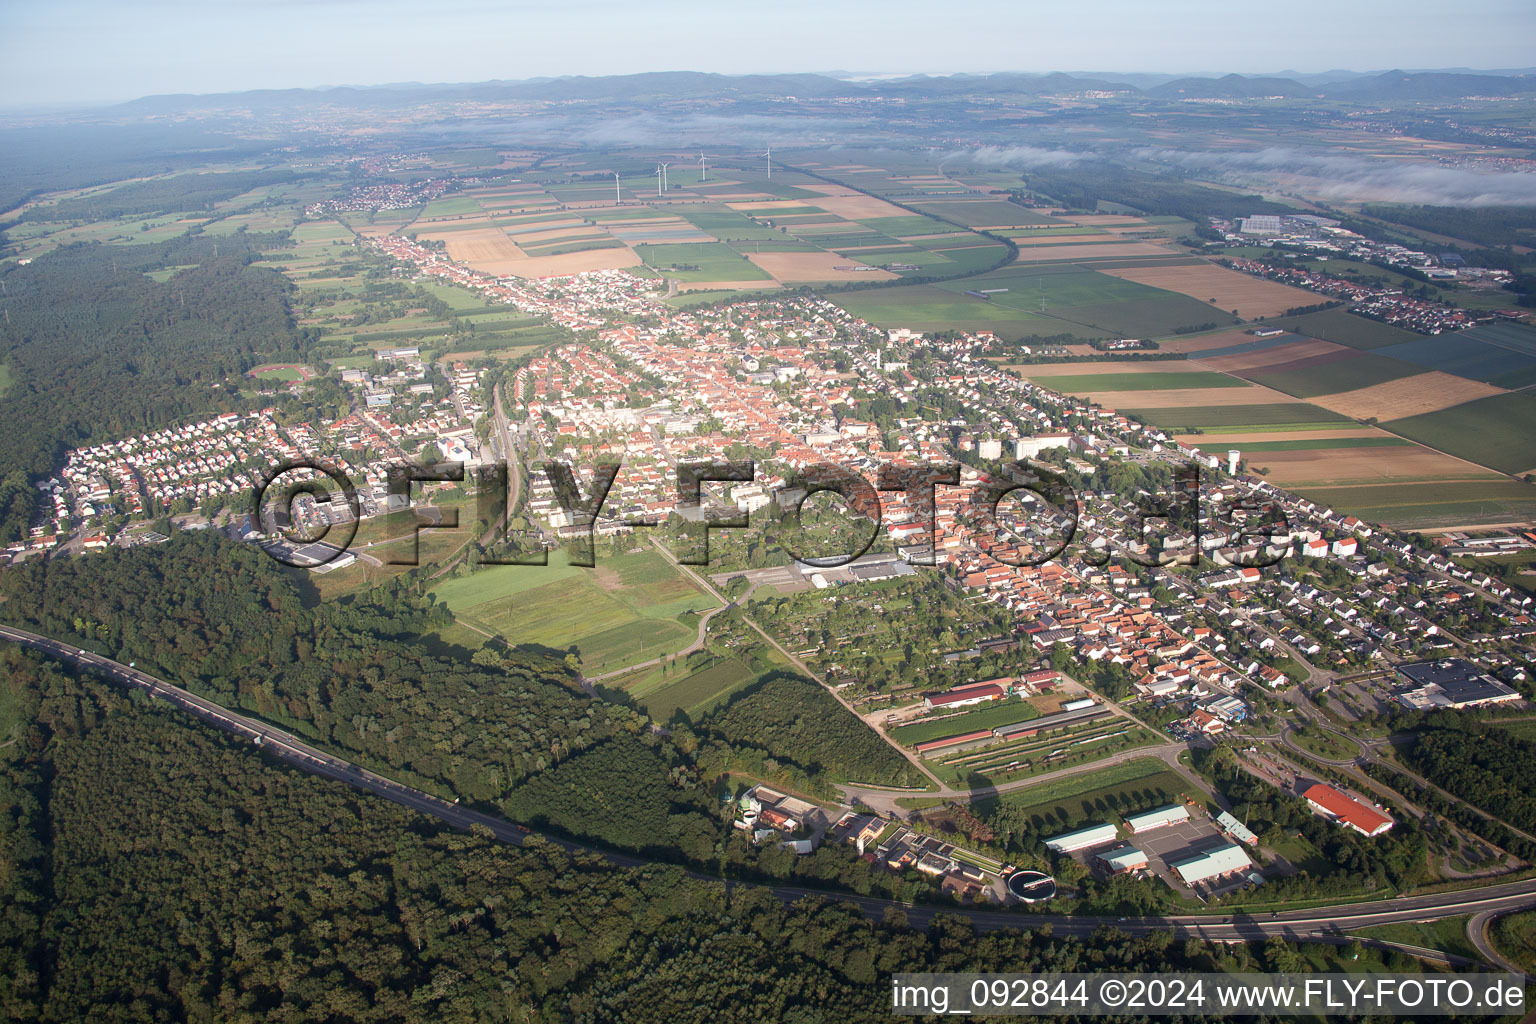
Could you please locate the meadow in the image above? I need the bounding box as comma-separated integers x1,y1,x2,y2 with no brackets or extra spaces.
429,548,719,674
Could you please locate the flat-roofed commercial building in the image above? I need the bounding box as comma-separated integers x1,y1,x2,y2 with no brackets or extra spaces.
1170,843,1253,886
1395,659,1521,710
1123,803,1190,834
1097,845,1149,874
1044,823,1117,854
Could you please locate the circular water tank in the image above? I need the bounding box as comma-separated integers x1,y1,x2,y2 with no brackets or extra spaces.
1006,870,1057,903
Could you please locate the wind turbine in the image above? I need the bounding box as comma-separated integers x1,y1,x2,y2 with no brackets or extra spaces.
698,152,708,182
614,172,622,206
656,163,664,197
765,144,772,180
662,162,670,192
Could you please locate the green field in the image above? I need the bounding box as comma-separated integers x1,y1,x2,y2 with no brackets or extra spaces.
973,757,1191,824
1489,718,1536,743
889,699,1041,746
1276,308,1423,350
1490,910,1536,972
1123,403,1352,430
429,548,718,674
634,241,771,282
250,365,303,381
1352,917,1481,961
1242,352,1422,398
834,261,1233,341
1384,393,1536,475
1297,480,1536,529
629,656,762,720
909,200,1057,227
1029,371,1247,392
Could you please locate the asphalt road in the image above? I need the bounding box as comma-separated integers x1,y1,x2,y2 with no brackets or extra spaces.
3,621,1534,963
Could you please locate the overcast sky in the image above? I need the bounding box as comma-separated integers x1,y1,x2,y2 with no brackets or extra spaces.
4,0,1534,107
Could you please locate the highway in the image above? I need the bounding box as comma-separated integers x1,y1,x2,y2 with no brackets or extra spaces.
3,621,1534,963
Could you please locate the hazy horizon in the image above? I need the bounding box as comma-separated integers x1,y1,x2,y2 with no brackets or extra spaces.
4,0,1534,108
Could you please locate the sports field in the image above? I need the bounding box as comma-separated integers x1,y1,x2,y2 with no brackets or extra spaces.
428,548,719,674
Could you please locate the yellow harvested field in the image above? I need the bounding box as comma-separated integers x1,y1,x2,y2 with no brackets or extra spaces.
1195,338,1349,372
424,226,640,277
793,185,912,219
431,227,524,264
746,251,896,283
1011,242,1175,262
1073,386,1298,408
1308,372,1507,421
1100,263,1321,318
1255,449,1502,488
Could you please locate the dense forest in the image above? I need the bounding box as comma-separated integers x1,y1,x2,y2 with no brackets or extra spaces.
1015,167,1298,221
0,124,272,218
699,673,926,788
0,642,1373,1022
0,236,306,542
1400,715,1536,835
19,169,301,222
1362,203,1536,252
0,534,640,804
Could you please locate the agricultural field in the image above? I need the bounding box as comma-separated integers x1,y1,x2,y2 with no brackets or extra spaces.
1100,261,1322,318
1384,393,1536,476
1307,372,1506,421
1244,445,1502,489
428,548,719,675
837,261,1237,341
1232,350,1424,398
624,654,776,722
1121,403,1353,430
1374,327,1536,388
1295,480,1536,530
1277,307,1435,350
1021,370,1247,392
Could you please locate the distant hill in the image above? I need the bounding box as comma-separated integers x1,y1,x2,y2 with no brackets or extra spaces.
109,68,1536,116
1149,74,1319,99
